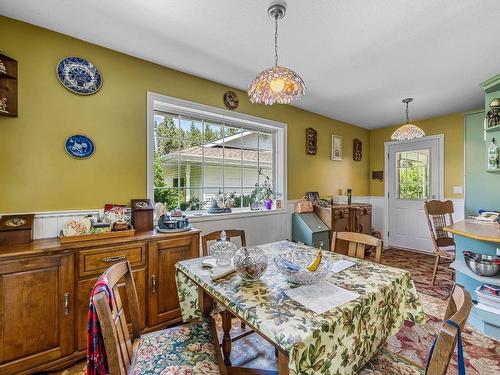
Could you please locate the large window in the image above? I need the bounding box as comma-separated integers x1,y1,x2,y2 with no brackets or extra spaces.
148,93,286,213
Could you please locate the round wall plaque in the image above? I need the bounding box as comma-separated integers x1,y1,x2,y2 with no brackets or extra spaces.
65,134,95,159
57,57,103,95
223,91,239,110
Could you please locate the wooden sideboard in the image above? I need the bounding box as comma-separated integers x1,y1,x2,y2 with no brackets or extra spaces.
314,203,372,251
0,229,200,375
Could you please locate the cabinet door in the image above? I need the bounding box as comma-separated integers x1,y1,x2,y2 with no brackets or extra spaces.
358,207,372,235
76,268,146,351
332,209,350,254
148,234,199,327
0,254,74,374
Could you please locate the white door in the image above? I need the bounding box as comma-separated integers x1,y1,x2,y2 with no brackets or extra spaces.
386,136,444,252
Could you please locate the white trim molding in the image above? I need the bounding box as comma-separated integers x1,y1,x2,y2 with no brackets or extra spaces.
383,134,445,248
2,196,463,251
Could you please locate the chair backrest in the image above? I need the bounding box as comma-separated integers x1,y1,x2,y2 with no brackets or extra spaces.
426,284,472,375
202,229,247,257
424,200,455,252
331,232,382,261
93,261,142,375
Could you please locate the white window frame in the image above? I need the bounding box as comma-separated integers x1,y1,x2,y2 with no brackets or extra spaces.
146,92,287,218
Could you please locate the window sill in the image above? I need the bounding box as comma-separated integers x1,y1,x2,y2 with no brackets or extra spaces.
186,208,287,223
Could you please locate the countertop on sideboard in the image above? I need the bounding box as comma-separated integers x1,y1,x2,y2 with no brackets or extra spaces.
444,220,500,244
0,228,201,260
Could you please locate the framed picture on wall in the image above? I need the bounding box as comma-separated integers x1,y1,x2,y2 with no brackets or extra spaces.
331,134,343,161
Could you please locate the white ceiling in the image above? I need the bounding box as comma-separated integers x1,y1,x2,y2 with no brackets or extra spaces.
1,0,499,128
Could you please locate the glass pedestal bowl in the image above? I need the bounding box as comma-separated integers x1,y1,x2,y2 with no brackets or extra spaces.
233,246,268,281
274,251,329,285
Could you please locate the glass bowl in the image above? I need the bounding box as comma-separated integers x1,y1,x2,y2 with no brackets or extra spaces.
209,238,238,266
274,251,330,285
233,246,268,281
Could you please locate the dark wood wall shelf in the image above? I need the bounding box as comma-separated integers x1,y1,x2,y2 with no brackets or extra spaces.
0,53,18,117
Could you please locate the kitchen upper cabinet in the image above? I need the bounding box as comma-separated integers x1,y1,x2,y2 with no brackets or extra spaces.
0,254,74,375
147,234,199,327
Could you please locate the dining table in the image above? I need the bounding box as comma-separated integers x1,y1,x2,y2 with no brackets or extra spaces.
175,240,425,375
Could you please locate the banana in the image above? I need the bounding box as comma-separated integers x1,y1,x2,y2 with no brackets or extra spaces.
306,242,323,272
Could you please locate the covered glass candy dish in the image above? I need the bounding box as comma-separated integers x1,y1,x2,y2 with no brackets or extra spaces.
233,246,268,281
208,231,238,266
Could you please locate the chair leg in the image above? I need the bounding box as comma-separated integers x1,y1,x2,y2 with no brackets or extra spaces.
430,254,440,287
241,320,246,330
221,311,232,366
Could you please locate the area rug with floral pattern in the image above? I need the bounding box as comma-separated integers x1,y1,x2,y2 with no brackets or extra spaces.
379,313,500,374
368,247,455,300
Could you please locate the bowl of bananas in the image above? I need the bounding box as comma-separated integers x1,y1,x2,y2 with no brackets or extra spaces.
274,245,329,285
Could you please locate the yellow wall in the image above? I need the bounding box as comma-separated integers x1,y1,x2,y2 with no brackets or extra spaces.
0,16,370,213
369,112,466,198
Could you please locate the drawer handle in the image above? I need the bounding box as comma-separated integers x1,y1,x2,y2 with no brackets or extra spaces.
102,255,127,263
151,274,156,293
64,292,70,316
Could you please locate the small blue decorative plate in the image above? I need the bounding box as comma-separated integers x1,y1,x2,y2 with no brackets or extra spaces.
56,57,102,95
65,135,95,159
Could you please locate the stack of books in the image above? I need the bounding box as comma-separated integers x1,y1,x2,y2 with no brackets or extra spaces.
475,284,500,314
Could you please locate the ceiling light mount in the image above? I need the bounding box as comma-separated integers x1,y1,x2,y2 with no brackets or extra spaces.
402,97,413,105
267,3,286,21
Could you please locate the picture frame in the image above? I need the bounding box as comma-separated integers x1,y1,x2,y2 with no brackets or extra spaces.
331,134,343,161
305,127,317,155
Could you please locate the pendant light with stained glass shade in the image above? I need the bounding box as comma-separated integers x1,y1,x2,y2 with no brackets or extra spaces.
248,2,306,105
391,98,425,141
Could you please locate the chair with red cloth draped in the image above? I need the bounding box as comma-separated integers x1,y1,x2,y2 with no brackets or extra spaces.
88,260,226,375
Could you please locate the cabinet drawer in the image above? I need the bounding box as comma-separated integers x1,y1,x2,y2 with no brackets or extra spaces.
358,206,372,216
333,208,350,219
79,243,146,277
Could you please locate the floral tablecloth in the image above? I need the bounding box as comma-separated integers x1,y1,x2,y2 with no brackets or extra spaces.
175,240,424,375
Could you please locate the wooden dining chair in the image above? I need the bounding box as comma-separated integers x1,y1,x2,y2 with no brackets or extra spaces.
425,284,472,374
201,229,247,256
201,229,251,343
424,200,456,286
92,261,226,375
331,231,383,263
362,284,472,375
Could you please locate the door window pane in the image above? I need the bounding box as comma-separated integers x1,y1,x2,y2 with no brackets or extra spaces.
396,149,430,200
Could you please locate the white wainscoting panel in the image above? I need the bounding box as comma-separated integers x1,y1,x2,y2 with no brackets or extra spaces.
2,197,463,254
8,205,296,242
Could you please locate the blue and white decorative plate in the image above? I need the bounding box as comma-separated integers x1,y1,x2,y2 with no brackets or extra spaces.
65,135,95,159
56,57,102,95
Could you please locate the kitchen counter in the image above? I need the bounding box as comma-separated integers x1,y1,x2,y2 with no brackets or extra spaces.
444,219,500,339
444,219,500,243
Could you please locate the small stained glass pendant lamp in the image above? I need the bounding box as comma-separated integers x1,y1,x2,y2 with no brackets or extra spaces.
247,2,306,105
391,98,425,141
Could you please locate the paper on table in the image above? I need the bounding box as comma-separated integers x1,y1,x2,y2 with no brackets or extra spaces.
329,259,356,273
284,280,360,314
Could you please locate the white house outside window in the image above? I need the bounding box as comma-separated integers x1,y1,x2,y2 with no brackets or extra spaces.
147,93,287,214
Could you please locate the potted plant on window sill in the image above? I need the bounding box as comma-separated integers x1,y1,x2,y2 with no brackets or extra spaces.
251,168,276,210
